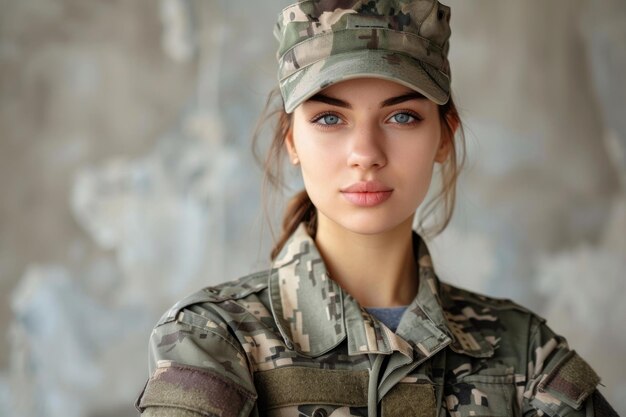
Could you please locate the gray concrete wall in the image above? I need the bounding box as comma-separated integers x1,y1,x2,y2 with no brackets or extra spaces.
0,0,624,415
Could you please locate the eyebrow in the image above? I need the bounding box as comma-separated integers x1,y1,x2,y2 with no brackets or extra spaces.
306,91,427,109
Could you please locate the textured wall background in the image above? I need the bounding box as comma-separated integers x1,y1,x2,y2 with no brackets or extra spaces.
0,0,624,416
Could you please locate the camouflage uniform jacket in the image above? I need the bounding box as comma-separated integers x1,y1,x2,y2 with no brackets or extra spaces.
135,224,617,417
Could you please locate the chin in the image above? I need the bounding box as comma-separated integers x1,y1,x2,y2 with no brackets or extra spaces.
322,209,414,237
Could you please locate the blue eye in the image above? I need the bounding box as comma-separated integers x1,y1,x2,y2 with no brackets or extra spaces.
390,113,415,124
313,113,342,125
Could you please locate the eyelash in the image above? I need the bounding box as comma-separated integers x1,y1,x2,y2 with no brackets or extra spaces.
309,112,342,129
309,110,423,129
388,111,423,125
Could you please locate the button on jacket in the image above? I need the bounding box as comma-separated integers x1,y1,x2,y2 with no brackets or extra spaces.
135,224,616,417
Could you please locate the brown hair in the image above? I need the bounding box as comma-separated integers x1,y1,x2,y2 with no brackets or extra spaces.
252,87,466,261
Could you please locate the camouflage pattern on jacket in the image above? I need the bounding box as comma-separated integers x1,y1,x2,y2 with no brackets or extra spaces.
135,224,617,417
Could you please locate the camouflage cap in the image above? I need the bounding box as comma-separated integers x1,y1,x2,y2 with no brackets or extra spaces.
274,0,452,113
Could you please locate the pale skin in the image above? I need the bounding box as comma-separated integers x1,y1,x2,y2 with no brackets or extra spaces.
285,77,457,308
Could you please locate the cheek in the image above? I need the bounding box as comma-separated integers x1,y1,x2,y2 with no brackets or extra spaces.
291,137,331,200
392,131,441,174
298,154,338,197
390,132,441,201
395,153,436,202
292,126,343,178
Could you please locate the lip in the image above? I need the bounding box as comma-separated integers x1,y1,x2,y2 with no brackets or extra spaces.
340,181,393,207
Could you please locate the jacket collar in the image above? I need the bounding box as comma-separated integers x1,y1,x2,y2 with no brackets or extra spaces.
268,224,496,359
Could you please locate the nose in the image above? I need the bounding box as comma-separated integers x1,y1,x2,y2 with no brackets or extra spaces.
346,122,387,170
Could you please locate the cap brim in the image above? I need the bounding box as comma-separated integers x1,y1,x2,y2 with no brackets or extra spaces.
280,49,450,114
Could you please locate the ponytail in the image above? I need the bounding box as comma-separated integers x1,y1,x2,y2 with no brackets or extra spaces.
252,89,318,261
270,190,317,260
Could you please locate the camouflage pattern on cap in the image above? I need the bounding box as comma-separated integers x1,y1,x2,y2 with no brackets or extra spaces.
273,0,452,113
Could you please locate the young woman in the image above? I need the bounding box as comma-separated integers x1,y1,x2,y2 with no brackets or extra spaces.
135,1,617,416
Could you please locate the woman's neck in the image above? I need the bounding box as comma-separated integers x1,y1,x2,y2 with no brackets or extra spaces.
314,214,418,308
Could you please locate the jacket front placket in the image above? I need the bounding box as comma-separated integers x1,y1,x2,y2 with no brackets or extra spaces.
268,225,489,417
342,233,461,417
344,298,452,417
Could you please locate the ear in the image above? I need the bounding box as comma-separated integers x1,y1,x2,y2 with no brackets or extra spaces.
434,116,459,163
284,127,299,165
434,134,452,163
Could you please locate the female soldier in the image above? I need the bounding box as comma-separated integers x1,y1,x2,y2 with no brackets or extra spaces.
135,1,618,416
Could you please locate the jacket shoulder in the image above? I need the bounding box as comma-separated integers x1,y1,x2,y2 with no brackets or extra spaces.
441,281,542,319
156,269,271,326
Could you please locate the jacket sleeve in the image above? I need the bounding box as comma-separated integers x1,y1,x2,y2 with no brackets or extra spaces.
135,304,258,417
522,317,618,417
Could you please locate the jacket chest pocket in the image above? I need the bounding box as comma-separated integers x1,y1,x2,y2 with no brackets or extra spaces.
264,405,367,417
381,383,438,417
444,373,518,417
254,367,369,417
